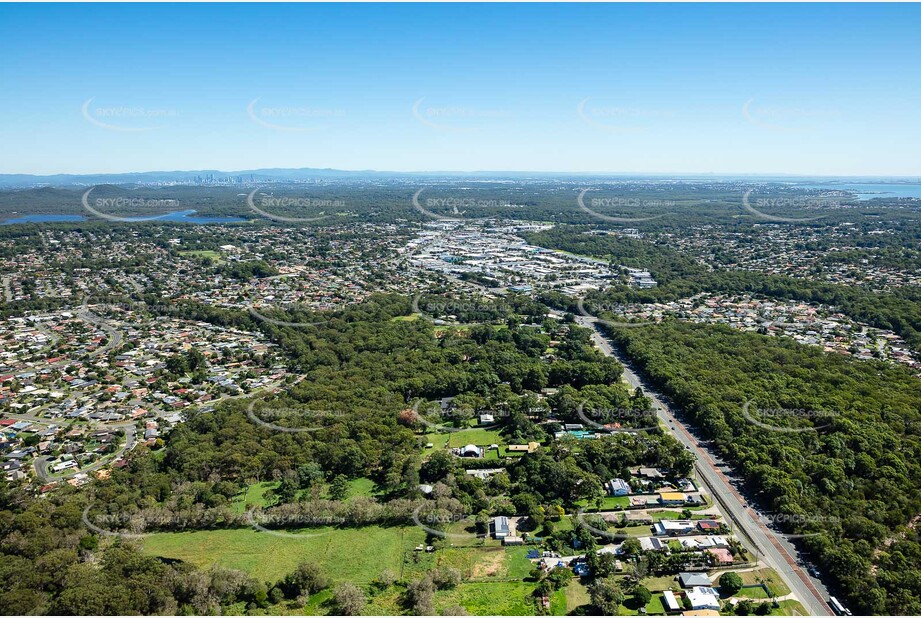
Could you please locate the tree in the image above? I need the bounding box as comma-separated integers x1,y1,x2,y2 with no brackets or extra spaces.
329,475,350,501
282,562,328,598
420,450,455,483
431,566,462,590
333,582,366,616
589,576,625,615
296,462,324,489
621,537,642,557
735,598,755,615
634,585,652,606
546,566,573,591
404,576,435,615
719,571,744,596
373,568,397,590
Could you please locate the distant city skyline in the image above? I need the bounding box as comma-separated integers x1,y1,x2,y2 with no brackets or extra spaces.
1,3,919,176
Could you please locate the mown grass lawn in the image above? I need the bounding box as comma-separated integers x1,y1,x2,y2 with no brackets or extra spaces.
142,525,425,584
771,600,808,615
739,567,791,596
179,249,224,264
577,495,631,510
347,477,379,498
447,428,504,448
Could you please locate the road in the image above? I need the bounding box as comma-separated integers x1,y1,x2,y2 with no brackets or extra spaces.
77,306,124,357
1,276,11,302
575,315,832,617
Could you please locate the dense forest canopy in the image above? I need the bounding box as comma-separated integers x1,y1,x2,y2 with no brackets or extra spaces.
605,321,921,615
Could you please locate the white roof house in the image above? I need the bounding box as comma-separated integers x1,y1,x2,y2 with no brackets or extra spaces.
662,590,682,612
687,587,720,611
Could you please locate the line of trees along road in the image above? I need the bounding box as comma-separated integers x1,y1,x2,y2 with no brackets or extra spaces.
603,320,921,615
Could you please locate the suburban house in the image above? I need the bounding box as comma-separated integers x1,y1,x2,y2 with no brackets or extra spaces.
607,477,631,496
492,516,510,539
658,491,687,506
639,536,670,552
635,466,665,480
662,590,682,613
697,520,722,533
479,413,494,424
653,520,697,536
465,468,504,480
707,547,734,564
687,587,720,611
679,572,713,588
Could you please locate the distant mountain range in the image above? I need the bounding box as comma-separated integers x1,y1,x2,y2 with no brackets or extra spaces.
0,168,917,189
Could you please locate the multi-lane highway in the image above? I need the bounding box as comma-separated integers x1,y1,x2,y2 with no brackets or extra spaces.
575,314,832,617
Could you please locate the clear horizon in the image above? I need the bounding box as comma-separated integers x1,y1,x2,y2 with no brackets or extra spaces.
1,3,919,176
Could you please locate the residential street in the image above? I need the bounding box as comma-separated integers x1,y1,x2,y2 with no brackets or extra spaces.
575,314,832,617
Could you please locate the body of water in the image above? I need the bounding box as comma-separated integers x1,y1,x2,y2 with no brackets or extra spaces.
798,183,921,201
154,209,247,224
2,210,247,225
1,214,87,225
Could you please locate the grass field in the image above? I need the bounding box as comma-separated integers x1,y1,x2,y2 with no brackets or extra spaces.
423,432,451,451
142,525,425,584
577,495,631,510
641,573,680,592
771,600,808,615
564,580,591,613
179,249,224,264
447,428,504,448
739,567,792,597
230,481,278,513
434,581,538,615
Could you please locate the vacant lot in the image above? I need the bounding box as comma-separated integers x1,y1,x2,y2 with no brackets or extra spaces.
739,567,792,597
142,525,425,583
434,581,537,615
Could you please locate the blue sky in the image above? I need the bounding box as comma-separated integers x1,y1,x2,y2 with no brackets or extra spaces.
0,3,919,176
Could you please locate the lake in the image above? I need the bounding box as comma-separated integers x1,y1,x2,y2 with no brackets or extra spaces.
797,183,921,201
1,214,87,225
1,210,247,225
